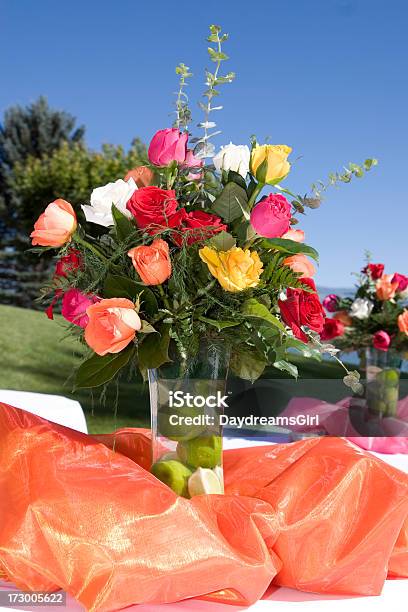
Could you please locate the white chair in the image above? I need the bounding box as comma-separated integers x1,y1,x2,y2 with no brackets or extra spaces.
0,390,88,433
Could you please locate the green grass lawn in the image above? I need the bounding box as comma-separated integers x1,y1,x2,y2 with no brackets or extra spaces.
0,304,150,433
0,304,377,435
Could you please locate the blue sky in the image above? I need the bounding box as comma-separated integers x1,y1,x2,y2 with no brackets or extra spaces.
1,0,407,287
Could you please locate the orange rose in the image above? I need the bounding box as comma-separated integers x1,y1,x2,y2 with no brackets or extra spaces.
398,310,408,335
125,166,154,188
281,229,305,243
283,254,316,278
376,274,399,301
30,199,77,247
128,239,171,285
333,310,353,326
85,298,141,356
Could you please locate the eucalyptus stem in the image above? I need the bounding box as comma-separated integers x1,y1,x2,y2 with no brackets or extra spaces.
74,234,109,264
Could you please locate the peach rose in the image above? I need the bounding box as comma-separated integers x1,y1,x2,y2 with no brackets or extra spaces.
85,298,141,356
281,229,305,242
376,274,399,301
124,166,154,188
283,254,316,278
128,239,171,285
398,310,408,335
333,310,353,326
30,199,77,247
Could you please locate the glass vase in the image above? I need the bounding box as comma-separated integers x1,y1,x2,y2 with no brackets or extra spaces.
365,347,402,417
148,340,230,498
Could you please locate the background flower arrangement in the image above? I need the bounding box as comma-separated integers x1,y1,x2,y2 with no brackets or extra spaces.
322,259,408,355
30,25,376,392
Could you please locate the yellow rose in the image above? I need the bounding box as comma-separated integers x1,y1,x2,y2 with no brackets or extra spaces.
199,246,263,292
250,144,292,185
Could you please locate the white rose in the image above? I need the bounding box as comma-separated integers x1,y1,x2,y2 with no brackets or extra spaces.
350,298,374,320
81,178,137,227
213,143,250,178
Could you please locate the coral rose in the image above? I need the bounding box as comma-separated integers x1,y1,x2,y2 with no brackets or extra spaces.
283,254,316,278
376,274,399,301
321,317,345,341
333,310,353,326
128,239,171,285
61,289,100,328
126,187,178,232
125,166,154,188
148,128,188,166
168,209,227,246
85,298,141,356
372,330,391,352
281,229,305,242
250,193,291,238
250,144,292,185
30,199,77,247
278,278,325,342
199,246,263,292
398,310,408,335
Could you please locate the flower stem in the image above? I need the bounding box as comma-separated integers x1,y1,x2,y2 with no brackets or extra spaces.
157,284,171,310
247,182,264,210
73,234,109,264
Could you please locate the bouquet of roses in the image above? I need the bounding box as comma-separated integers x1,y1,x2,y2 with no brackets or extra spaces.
322,261,408,354
31,25,374,391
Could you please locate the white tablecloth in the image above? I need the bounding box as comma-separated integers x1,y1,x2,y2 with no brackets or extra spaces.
0,390,88,434
0,435,406,610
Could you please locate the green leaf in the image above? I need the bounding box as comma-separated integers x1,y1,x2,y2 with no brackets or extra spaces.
104,274,158,315
273,360,298,378
75,345,135,389
227,170,247,190
138,323,171,370
230,348,266,382
261,238,319,262
111,205,136,241
139,320,157,334
207,231,236,251
284,337,322,360
198,316,239,331
241,298,285,331
212,182,249,222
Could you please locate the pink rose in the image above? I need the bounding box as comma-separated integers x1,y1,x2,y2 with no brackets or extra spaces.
323,294,340,313
148,128,188,166
283,254,316,278
392,273,408,293
61,288,100,328
250,193,291,238
183,149,204,180
372,330,391,352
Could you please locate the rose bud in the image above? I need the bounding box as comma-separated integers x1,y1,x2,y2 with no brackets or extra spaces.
30,199,77,247
128,239,172,285
148,128,188,166
250,193,292,238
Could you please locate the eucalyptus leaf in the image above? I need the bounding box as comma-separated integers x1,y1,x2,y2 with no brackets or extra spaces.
198,316,239,331
230,348,267,382
273,360,299,378
75,345,135,389
208,231,236,251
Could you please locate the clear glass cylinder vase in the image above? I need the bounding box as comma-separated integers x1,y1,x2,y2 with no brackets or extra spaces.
365,347,402,417
148,340,230,498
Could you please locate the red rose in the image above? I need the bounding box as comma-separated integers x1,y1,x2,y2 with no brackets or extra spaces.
126,186,178,232
278,278,325,342
363,263,384,280
55,249,82,278
168,208,227,246
392,273,408,293
320,317,345,341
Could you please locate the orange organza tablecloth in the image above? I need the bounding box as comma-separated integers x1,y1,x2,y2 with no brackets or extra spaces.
0,403,407,612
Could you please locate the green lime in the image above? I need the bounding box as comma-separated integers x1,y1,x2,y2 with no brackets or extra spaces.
376,369,400,386
177,434,222,469
157,405,207,441
369,399,387,414
384,387,399,402
151,460,192,497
